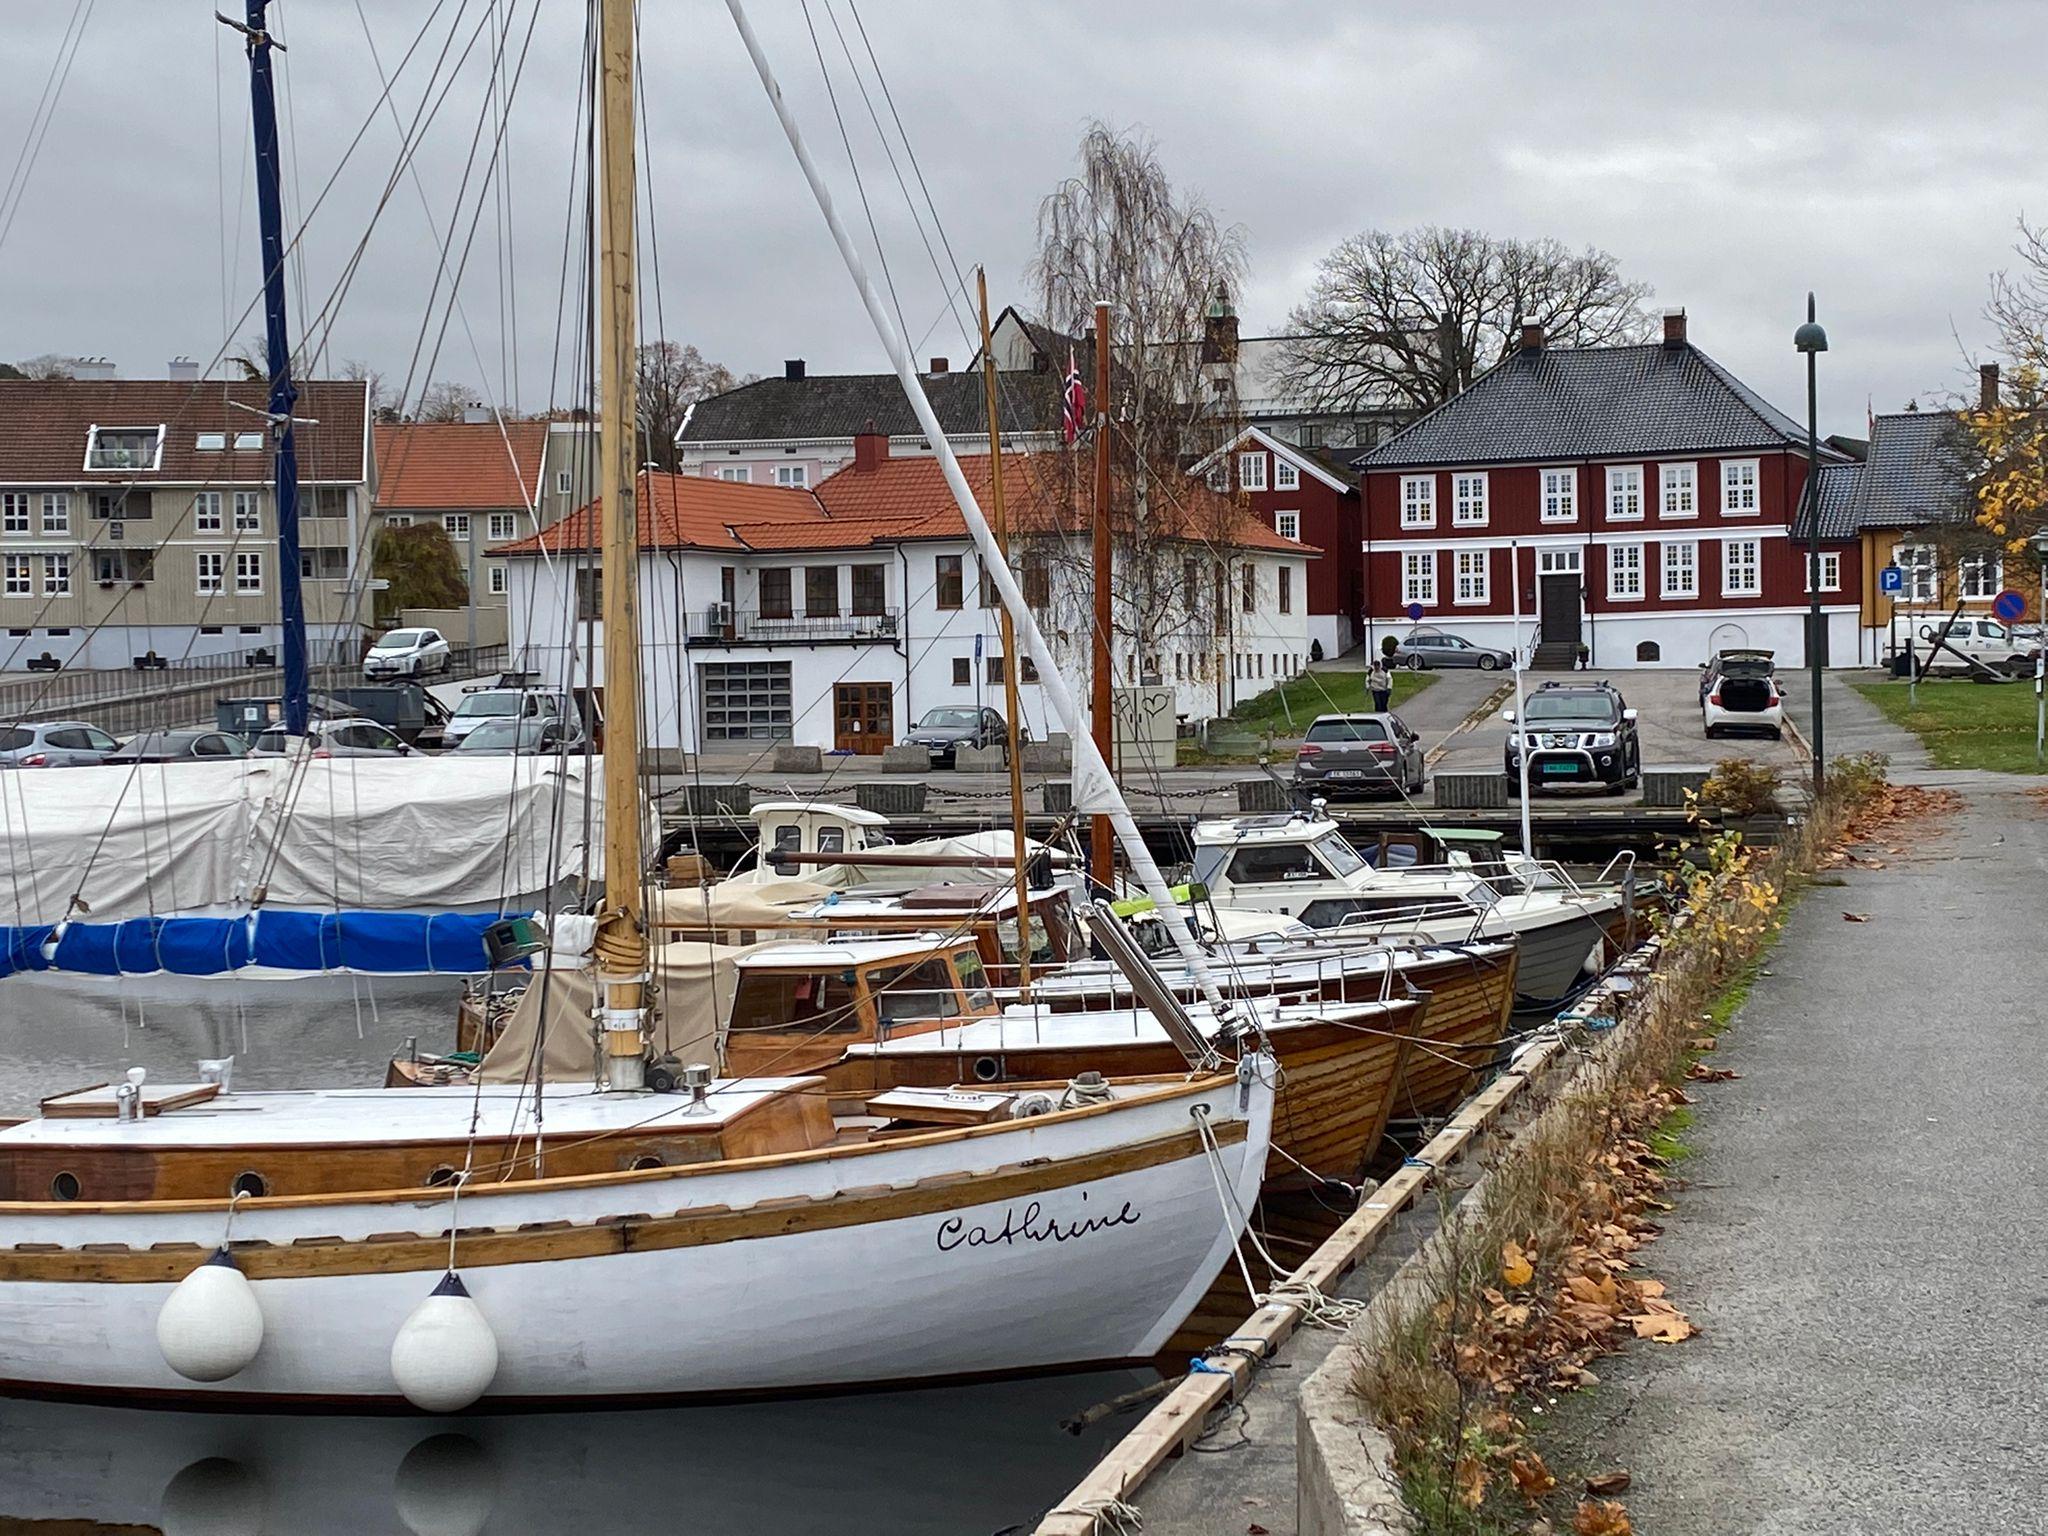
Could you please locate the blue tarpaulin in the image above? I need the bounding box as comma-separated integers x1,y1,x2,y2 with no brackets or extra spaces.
0,911,510,979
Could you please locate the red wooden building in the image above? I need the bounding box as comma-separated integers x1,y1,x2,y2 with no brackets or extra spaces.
1352,313,1861,669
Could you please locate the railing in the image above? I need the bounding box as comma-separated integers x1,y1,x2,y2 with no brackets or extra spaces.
683,606,902,646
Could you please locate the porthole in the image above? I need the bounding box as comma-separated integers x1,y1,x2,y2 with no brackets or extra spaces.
628,1153,667,1171
424,1165,460,1188
971,1055,1003,1083
229,1170,268,1199
49,1171,80,1201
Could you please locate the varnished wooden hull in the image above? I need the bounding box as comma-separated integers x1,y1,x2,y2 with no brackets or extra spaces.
1388,944,1519,1125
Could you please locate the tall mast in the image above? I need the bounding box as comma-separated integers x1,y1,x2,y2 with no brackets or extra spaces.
1088,302,1115,893
229,2,308,736
593,0,648,1089
975,268,1034,1000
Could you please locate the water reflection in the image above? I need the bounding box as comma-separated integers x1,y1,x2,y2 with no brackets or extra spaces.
0,1372,1150,1535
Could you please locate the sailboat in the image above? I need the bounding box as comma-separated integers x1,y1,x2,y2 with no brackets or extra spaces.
0,0,1274,1409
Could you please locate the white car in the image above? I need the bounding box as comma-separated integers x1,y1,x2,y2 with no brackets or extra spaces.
251,717,417,757
1917,617,2037,675
443,686,582,747
1700,650,1784,739
363,627,452,680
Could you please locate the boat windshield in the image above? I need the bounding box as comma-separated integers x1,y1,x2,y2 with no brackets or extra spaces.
1191,843,1229,890
866,957,963,1025
1315,831,1368,877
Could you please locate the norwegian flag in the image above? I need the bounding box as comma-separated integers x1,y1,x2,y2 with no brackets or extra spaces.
1061,345,1088,445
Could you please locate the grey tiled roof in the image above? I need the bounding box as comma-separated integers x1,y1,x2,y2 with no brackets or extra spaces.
1848,411,1971,530
1353,341,1831,469
1797,462,1865,540
681,369,1062,444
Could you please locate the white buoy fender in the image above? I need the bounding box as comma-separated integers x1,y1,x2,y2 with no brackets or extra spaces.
391,1271,499,1413
155,1248,264,1383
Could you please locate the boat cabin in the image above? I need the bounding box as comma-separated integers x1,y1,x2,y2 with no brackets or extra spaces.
722,801,893,884
1190,813,1499,929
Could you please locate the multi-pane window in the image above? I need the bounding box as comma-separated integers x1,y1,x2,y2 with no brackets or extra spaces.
235,553,264,594
1721,459,1760,515
759,567,792,619
1662,540,1699,598
1806,552,1842,593
40,493,69,535
1722,538,1761,596
555,470,572,495
197,551,225,594
1274,460,1299,491
487,512,518,542
1023,556,1051,609
1241,563,1257,613
1958,556,2002,599
1454,548,1489,604
934,553,963,610
1205,461,1228,492
698,660,793,742
1400,475,1435,528
1608,542,1644,599
1895,543,1936,602
234,491,261,533
1606,465,1643,521
804,565,838,617
1401,550,1435,605
714,465,750,483
1660,463,1697,518
1453,472,1488,526
3,554,29,597
1540,468,1577,522
774,464,808,488
194,492,223,533
1278,566,1293,614
443,514,470,543
850,563,886,617
952,657,971,686
42,553,70,596
1275,510,1300,542
488,565,509,596
1,493,29,534
1238,452,1267,491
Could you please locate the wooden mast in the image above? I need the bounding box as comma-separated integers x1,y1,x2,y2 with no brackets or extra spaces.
975,268,1034,1000
593,0,648,1089
1089,301,1114,893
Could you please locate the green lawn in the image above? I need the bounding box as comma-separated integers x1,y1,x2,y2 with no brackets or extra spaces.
1224,668,1436,737
1850,677,2047,773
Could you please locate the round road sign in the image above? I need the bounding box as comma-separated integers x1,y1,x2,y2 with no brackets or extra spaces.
1405,602,1424,622
1993,589,2027,624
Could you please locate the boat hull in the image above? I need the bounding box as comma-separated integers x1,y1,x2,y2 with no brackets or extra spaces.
0,1075,1269,1406
1389,942,1520,1124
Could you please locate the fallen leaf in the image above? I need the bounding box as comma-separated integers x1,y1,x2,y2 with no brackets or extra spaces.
1585,1471,1633,1496
1511,1451,1558,1500
1689,1035,1717,1052
1685,1062,1740,1083
1455,1454,1488,1509
1842,911,1870,923
1573,1498,1633,1535
1503,1239,1536,1288
1633,1278,1667,1299
1630,1310,1695,1343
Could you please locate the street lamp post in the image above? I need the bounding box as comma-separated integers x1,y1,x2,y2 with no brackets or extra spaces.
1795,295,1830,799
2032,528,2048,763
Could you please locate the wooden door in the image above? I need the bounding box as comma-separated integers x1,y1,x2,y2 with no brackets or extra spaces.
834,682,893,754
1539,575,1581,644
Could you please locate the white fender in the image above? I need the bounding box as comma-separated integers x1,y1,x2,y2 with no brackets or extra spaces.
390,1272,499,1413
155,1249,264,1382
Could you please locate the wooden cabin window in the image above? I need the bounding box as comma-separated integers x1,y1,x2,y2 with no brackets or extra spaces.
728,970,861,1035
866,958,961,1026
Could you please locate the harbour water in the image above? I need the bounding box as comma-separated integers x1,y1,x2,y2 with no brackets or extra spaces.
0,983,1146,1535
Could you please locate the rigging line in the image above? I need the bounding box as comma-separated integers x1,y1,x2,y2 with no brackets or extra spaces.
214,13,232,345
797,0,913,366
0,0,93,258
269,6,318,373
0,0,89,228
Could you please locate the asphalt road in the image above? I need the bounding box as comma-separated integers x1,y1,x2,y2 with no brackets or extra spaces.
1547,775,2048,1532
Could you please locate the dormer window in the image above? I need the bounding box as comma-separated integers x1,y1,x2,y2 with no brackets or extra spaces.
84,425,165,472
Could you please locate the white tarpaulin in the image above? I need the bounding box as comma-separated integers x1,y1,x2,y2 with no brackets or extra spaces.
0,755,621,925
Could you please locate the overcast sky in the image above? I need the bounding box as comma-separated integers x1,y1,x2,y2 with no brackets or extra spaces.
2,0,2039,435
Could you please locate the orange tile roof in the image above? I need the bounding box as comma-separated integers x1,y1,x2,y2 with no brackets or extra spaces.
373,420,548,511
494,470,830,555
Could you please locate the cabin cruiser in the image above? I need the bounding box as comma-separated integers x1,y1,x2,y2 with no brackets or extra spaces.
714,800,1072,891
1189,812,1624,1002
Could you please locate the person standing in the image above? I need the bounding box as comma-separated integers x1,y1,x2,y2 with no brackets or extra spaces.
1367,656,1392,714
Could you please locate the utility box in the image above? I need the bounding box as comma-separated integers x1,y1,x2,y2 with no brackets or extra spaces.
1113,686,1177,771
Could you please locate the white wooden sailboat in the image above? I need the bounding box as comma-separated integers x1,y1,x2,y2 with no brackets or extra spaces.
0,0,1273,1410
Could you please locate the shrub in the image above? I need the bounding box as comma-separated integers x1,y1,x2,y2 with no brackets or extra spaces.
1700,756,1782,817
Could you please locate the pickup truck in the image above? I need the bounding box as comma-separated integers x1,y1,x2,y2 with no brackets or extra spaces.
1916,617,2039,676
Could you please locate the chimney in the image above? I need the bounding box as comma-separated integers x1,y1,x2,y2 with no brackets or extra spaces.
462,401,491,424
1980,362,2001,410
70,357,117,381
167,357,198,383
928,357,949,375
1518,322,1545,353
1662,309,1688,349
784,358,806,381
852,419,889,473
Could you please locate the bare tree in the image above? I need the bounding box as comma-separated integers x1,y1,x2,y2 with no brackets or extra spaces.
637,341,748,470
15,353,76,380
338,359,393,422
1274,228,1654,414
411,382,478,423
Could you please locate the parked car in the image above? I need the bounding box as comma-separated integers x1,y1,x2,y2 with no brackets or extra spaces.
363,627,452,680
1387,631,1512,671
251,717,417,757
450,717,585,756
1503,680,1640,795
0,721,121,768
1916,617,2037,675
1700,649,1783,739
1293,712,1424,798
443,686,582,748
102,729,252,764
901,705,1030,765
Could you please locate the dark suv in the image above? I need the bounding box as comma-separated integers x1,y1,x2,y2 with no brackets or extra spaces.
1503,680,1640,795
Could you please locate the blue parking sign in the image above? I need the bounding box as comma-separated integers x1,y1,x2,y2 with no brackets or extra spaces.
1878,564,1904,595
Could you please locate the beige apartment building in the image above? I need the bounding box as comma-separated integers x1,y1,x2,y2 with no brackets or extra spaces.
0,377,372,671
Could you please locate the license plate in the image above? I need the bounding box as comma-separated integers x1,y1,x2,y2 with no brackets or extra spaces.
1542,762,1580,776
1328,769,1365,779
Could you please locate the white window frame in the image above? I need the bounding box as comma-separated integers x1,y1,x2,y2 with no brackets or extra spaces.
383,513,414,529
487,512,518,542
82,424,165,473
1274,459,1300,491
235,552,264,595
714,465,750,483
1400,475,1436,529
1662,540,1699,599
1453,547,1489,605
193,491,223,534
487,563,509,596
1238,452,1267,492
1720,458,1761,516
1537,548,1582,575
1958,555,2002,600
1539,467,1578,523
1660,462,1698,519
1722,537,1761,597
1608,542,1644,601
444,514,471,543
40,493,69,536
1,492,29,535
196,432,227,451
1806,551,1842,594
1401,549,1436,606
196,551,224,595
1895,543,1937,602
42,552,70,597
1452,471,1489,527
233,491,261,533
554,470,572,495
2,554,30,597
1605,464,1643,522
773,464,808,489
1274,509,1300,542
1278,564,1293,614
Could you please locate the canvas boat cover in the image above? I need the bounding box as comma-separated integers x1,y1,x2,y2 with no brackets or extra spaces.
651,878,834,930
0,910,512,981
0,755,617,925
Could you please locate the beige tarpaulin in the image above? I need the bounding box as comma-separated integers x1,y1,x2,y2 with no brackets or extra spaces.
651,878,832,933
477,938,759,1083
